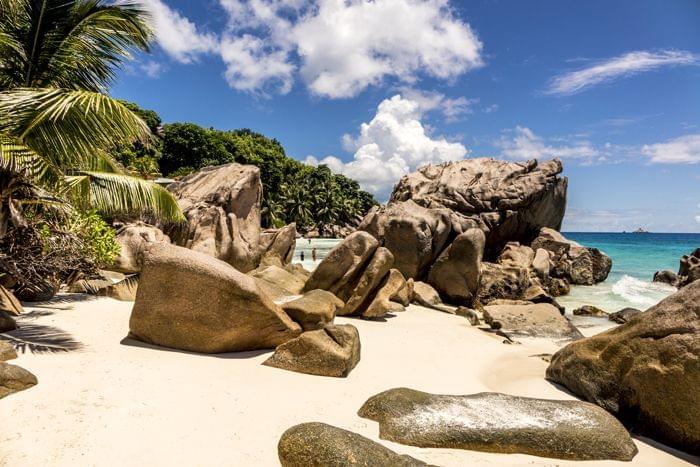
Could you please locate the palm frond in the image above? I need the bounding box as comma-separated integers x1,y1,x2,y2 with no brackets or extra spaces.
0,135,62,186
1,324,83,354
0,88,150,170
65,171,184,222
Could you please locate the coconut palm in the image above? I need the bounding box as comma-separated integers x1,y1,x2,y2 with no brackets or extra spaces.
0,0,183,230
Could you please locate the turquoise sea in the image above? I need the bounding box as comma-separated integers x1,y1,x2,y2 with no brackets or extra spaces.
295,232,700,314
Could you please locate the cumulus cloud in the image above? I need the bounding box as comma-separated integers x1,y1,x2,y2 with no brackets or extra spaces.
306,94,468,199
546,50,699,96
220,35,294,94
141,0,218,63
218,0,483,97
496,126,600,161
642,134,700,164
399,88,477,121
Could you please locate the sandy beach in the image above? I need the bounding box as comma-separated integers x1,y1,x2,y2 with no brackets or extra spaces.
1,296,696,467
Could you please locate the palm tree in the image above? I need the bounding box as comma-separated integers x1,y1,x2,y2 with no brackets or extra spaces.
0,0,183,232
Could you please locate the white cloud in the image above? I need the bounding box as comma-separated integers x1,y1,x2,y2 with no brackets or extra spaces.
496,126,600,161
483,104,499,113
546,50,698,96
399,88,477,121
143,0,218,63
219,0,483,97
140,61,163,78
642,134,700,164
220,35,294,94
306,94,468,199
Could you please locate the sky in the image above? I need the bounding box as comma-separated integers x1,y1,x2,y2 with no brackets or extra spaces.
112,0,700,233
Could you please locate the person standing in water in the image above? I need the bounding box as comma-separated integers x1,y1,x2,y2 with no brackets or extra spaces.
300,251,305,262
312,247,317,262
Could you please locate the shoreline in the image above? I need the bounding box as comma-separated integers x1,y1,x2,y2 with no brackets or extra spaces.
2,296,697,466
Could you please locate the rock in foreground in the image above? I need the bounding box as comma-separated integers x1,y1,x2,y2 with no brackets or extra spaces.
129,243,301,353
263,325,360,377
0,361,37,399
358,388,637,461
278,422,432,467
547,281,700,455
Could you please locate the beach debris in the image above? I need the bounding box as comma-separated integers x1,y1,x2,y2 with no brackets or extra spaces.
264,325,360,378
607,307,641,324
573,305,609,317
427,229,485,306
129,243,301,353
281,290,343,331
278,422,432,467
547,280,700,455
483,303,583,339
0,361,37,399
358,388,638,461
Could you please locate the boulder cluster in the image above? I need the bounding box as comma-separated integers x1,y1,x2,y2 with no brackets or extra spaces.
653,247,700,289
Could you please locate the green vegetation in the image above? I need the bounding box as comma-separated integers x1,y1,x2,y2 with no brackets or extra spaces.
119,107,378,230
0,0,183,296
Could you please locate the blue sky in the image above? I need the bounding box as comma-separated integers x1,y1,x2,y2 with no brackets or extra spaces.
112,0,700,232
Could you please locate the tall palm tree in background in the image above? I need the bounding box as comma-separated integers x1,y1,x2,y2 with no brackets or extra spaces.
0,0,183,232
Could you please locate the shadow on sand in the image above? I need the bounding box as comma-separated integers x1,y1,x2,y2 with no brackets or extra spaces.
1,322,83,354
119,336,272,360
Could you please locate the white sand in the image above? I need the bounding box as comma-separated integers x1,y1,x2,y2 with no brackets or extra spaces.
1,297,696,467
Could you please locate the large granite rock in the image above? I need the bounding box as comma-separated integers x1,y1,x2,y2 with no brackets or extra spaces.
303,232,378,295
281,290,343,331
608,307,641,324
263,325,360,377
477,262,530,304
358,388,637,461
129,243,301,353
109,222,170,274
427,229,485,306
99,276,139,302
678,247,700,287
168,163,263,273
531,228,611,285
358,200,452,279
483,303,583,339
259,223,297,267
0,285,23,316
0,361,37,399
251,265,306,296
278,422,432,467
411,281,452,313
338,247,394,316
0,310,17,332
547,281,700,454
365,269,407,318
389,158,567,255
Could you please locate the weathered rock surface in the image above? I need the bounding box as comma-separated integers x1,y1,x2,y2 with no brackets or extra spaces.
259,223,296,267
263,325,360,377
547,281,700,454
477,263,530,304
531,228,611,285
278,422,431,467
168,163,263,273
109,222,170,274
358,200,452,279
497,242,535,269
358,388,637,461
0,341,17,361
427,229,485,306
0,361,37,399
0,285,23,316
129,243,301,353
653,269,679,287
389,158,567,254
365,269,407,318
251,265,306,296
573,305,608,317
678,247,700,287
483,303,583,339
304,232,378,295
412,281,452,313
0,310,17,332
391,277,414,307
338,247,394,316
99,276,138,302
281,290,343,331
532,248,551,278
608,307,641,324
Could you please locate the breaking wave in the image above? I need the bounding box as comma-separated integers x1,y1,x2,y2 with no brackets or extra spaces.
610,275,676,308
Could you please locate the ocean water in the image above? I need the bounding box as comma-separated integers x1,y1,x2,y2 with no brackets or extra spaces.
295,232,700,314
